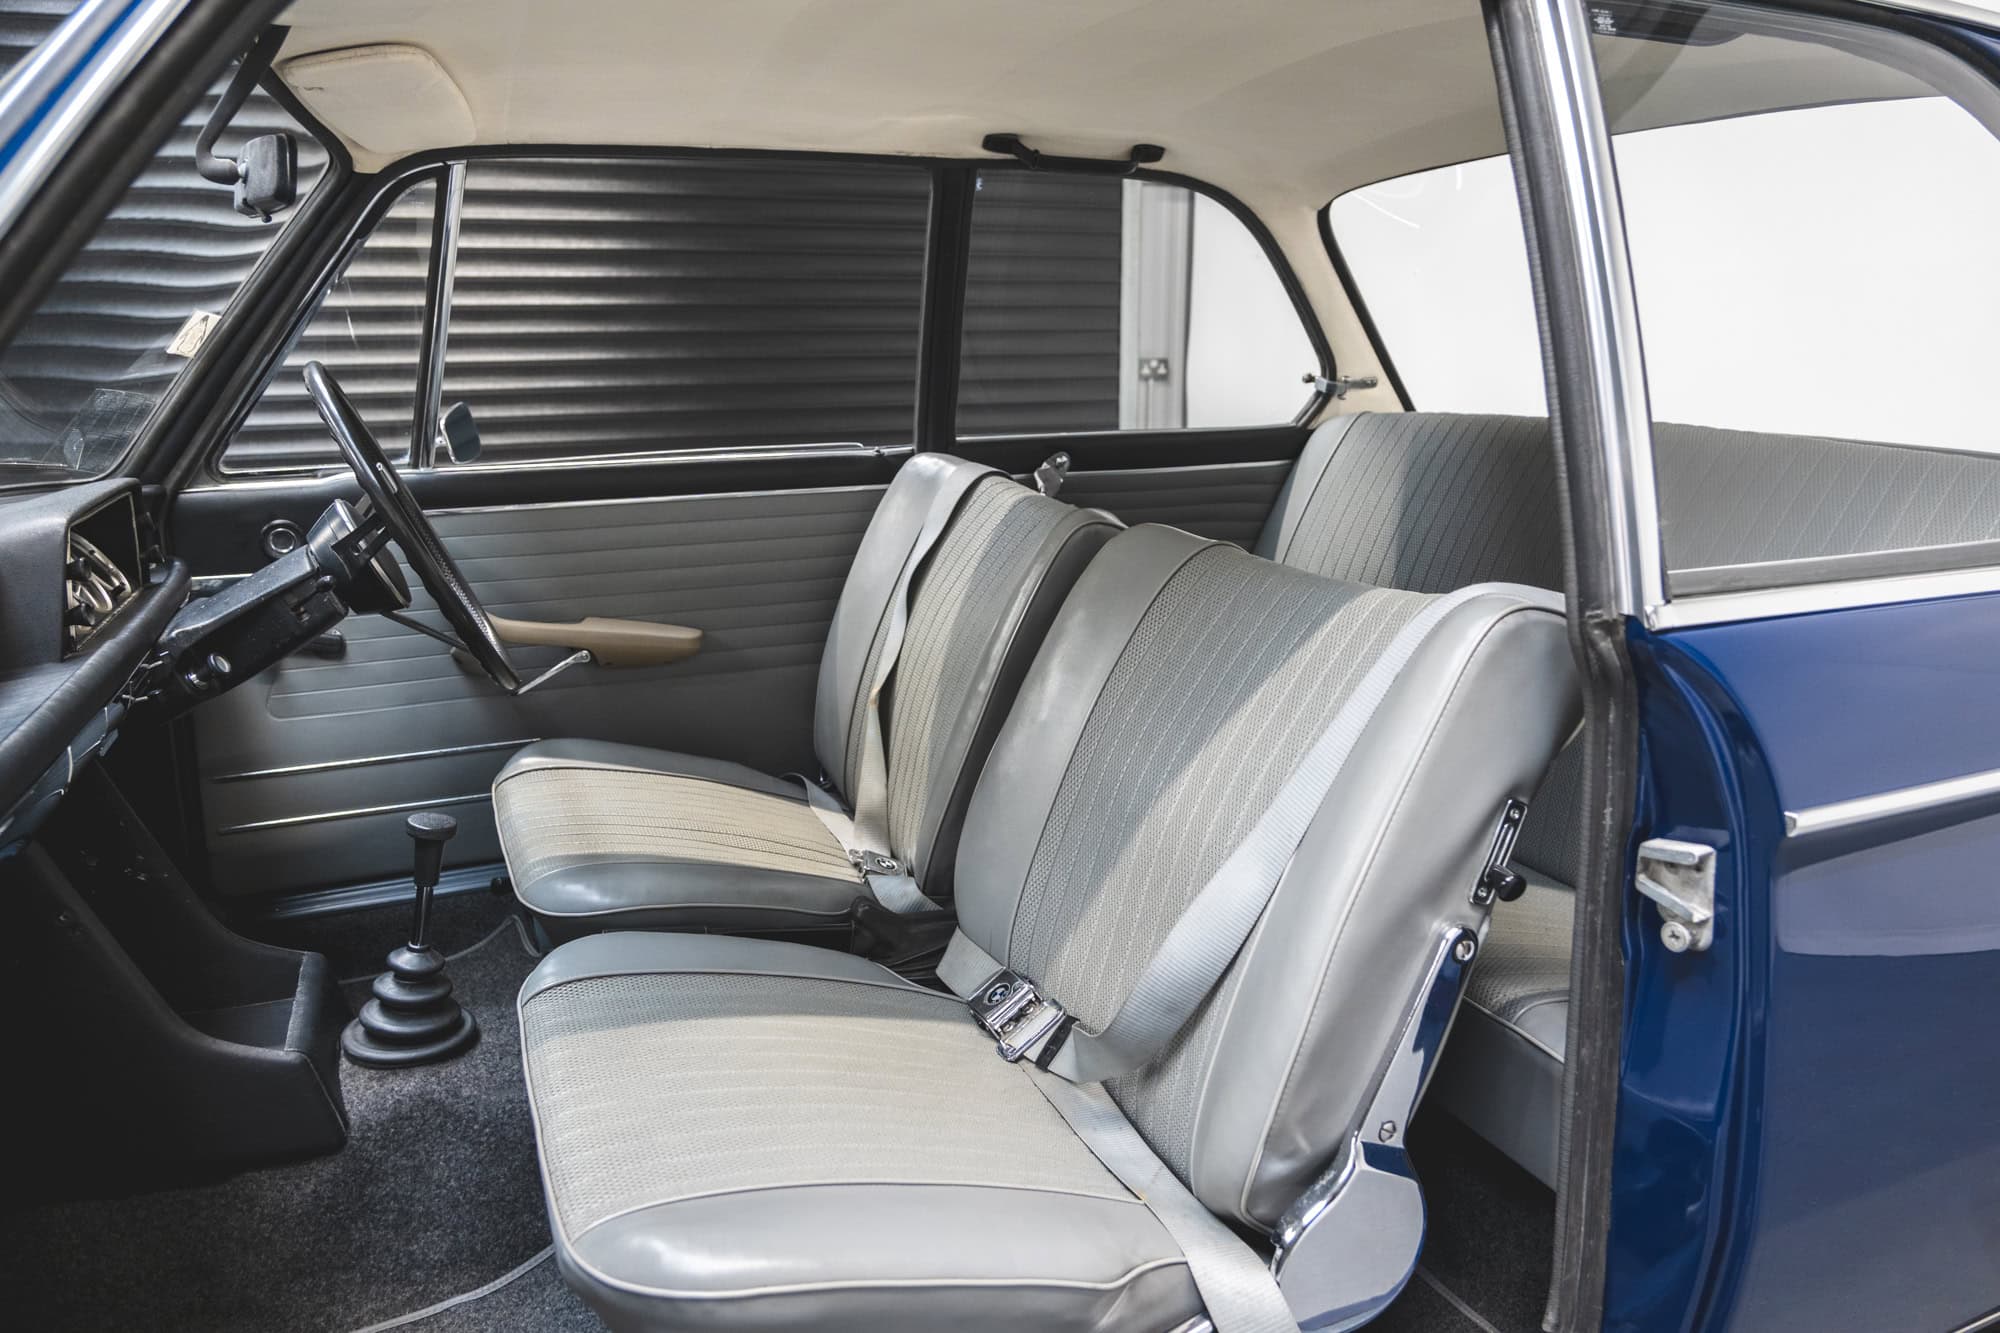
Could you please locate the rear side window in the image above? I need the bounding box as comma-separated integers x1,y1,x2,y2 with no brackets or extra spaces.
957,172,1317,437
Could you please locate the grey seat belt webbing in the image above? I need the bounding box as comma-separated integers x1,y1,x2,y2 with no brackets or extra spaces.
961,583,1561,1082
797,777,939,914
1023,1064,1299,1333
847,465,994,852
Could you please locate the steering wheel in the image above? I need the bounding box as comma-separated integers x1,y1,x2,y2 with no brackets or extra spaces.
304,361,521,691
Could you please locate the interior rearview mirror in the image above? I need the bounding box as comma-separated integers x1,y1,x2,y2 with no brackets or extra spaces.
231,134,298,220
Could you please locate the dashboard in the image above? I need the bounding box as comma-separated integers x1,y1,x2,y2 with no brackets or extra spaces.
0,479,186,847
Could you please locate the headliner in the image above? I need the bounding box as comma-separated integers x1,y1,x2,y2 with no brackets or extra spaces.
269,0,1958,409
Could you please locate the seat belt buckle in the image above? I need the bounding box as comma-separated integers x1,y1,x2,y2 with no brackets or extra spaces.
969,969,1070,1063
848,848,905,878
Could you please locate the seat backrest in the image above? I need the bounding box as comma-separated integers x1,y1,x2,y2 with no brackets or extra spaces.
1257,410,2000,888
813,453,1120,891
1257,412,1564,594
950,525,1579,1230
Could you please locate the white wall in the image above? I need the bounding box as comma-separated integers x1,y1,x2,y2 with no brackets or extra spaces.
1330,96,2000,454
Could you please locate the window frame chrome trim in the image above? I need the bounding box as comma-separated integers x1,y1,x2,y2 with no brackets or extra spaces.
410,160,466,470
0,0,192,242
1650,564,2000,630
1532,0,1666,622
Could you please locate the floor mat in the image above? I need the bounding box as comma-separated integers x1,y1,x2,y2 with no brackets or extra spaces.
0,924,581,1333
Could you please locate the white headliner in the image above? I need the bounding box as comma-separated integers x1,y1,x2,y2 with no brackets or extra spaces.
271,0,1973,411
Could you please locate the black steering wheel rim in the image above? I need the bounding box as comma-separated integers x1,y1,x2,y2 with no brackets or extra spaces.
304,362,520,692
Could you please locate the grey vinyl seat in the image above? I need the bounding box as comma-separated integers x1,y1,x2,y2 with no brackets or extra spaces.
517,524,1580,1331
1259,409,2000,1184
492,453,1118,936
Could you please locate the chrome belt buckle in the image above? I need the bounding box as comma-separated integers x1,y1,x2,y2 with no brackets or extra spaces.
849,848,904,877
969,969,1068,1063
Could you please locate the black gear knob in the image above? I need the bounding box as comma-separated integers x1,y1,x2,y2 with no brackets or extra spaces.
405,810,457,898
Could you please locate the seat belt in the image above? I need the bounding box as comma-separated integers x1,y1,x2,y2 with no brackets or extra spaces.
800,463,994,914
795,776,939,914
844,464,993,852
953,582,1562,1083
1022,1064,1299,1333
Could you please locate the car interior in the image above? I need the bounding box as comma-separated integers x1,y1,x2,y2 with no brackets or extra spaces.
4,1,2000,1330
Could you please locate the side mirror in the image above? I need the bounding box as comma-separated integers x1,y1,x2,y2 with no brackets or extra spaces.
437,401,482,464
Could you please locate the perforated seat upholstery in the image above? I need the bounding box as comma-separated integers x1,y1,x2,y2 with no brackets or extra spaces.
518,524,1579,1330
1260,410,2000,1183
493,454,1119,933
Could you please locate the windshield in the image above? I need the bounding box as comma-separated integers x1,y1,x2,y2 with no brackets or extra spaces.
0,67,329,484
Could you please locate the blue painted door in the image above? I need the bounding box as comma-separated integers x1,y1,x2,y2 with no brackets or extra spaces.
1608,597,2000,1333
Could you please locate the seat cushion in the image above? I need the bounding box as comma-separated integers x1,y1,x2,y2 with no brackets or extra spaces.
518,933,1202,1333
494,740,863,932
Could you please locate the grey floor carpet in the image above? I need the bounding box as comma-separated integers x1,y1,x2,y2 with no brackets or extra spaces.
0,922,604,1333
358,1250,601,1333
1368,1107,1557,1333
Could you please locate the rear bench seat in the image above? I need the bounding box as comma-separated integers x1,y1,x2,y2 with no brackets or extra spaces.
1258,410,2000,1184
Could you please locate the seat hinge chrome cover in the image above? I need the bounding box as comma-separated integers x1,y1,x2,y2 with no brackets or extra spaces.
1635,837,1717,952
969,968,1071,1064
1471,798,1530,906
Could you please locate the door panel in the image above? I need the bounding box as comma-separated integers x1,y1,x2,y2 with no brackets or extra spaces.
1618,597,2000,1333
191,484,881,896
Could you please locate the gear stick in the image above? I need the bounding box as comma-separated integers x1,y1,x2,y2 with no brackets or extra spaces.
341,811,479,1067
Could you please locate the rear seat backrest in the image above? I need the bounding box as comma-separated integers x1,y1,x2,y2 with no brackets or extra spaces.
949,526,1579,1228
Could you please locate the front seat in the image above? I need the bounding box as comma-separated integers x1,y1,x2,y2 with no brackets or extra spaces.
517,526,1580,1331
492,454,1118,938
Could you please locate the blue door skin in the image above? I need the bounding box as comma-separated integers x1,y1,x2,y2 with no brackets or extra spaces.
1608,594,2000,1333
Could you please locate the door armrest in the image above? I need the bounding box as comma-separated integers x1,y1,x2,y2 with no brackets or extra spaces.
487,614,702,668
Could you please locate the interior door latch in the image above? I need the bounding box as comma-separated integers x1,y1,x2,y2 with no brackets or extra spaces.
1634,837,1716,953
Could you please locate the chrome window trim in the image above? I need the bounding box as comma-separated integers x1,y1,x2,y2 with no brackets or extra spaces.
206,437,912,486
0,0,191,241
1534,0,1666,620
1648,564,2000,630
411,160,466,469
1860,0,2000,33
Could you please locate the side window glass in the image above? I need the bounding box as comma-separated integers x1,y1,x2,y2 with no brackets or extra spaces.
1327,162,1547,417
1592,2,2000,580
957,172,1316,437
438,157,930,466
221,178,436,472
